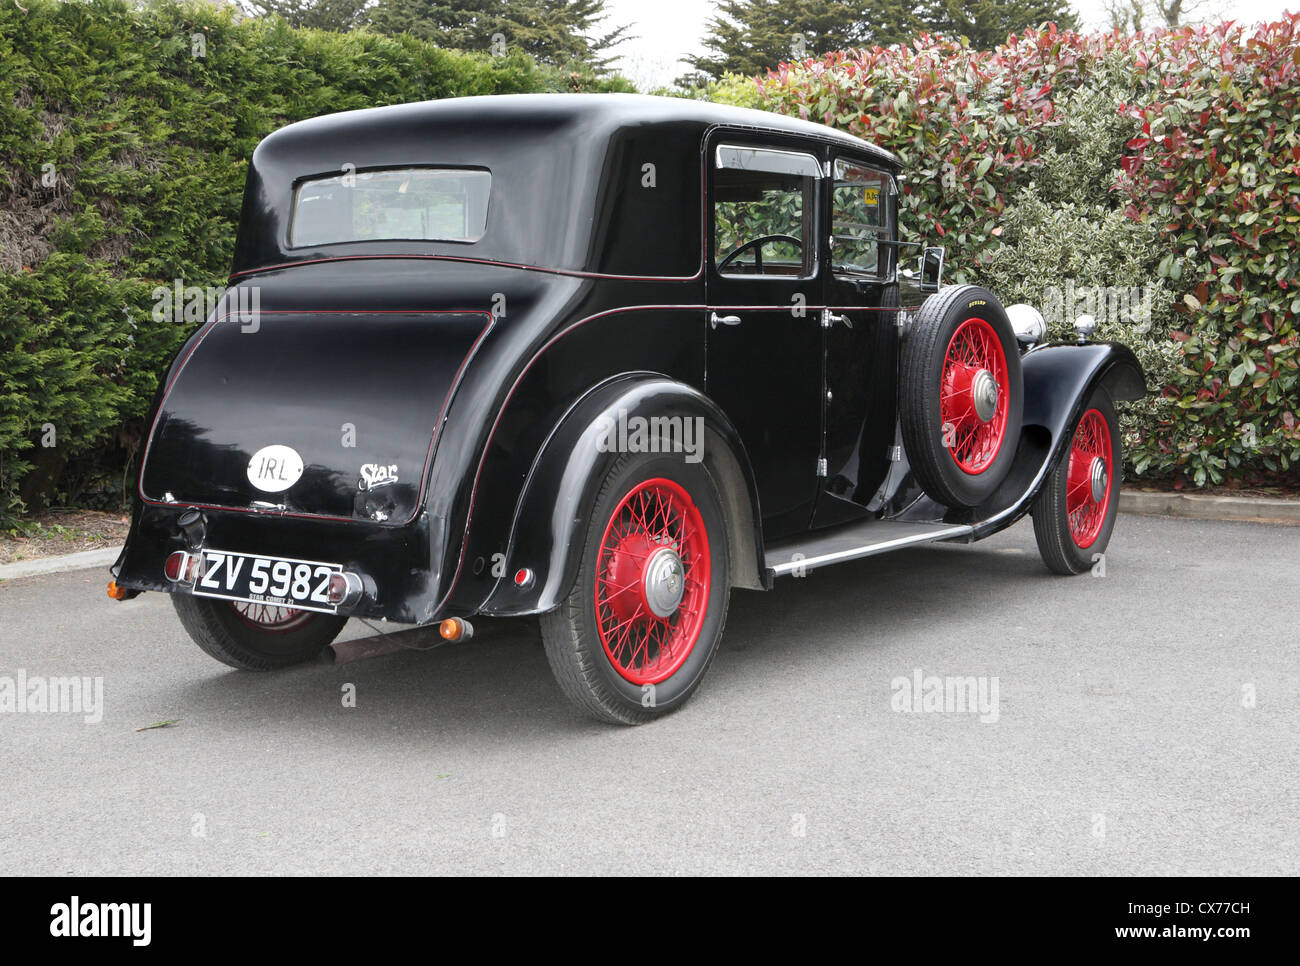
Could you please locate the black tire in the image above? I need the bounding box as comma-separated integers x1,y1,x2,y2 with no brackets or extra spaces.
172,594,345,670
540,452,731,725
1031,387,1123,575
900,284,1024,508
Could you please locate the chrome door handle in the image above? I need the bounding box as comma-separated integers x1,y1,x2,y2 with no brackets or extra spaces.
710,312,742,329
821,310,853,329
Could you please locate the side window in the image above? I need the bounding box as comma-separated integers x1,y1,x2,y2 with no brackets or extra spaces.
713,144,819,279
831,159,891,276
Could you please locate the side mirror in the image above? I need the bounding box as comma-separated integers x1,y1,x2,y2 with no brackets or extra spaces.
920,246,944,292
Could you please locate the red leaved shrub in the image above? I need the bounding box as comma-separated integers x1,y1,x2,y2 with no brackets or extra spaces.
744,19,1300,485
1116,16,1300,483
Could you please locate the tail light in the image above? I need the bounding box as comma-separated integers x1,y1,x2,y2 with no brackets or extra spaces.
327,571,363,607
164,550,202,584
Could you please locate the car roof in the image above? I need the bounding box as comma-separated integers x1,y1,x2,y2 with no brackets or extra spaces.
263,92,901,170
235,93,901,276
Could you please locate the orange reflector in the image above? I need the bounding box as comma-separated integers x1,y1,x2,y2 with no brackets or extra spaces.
106,580,128,601
438,617,474,642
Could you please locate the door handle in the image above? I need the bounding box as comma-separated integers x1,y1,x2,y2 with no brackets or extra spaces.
821,310,853,329
710,312,742,329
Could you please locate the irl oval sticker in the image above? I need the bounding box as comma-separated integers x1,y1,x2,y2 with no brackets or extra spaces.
247,444,304,493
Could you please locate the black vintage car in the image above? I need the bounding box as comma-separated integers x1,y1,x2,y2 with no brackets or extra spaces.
109,94,1145,723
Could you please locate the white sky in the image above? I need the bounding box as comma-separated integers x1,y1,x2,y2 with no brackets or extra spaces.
599,0,1299,89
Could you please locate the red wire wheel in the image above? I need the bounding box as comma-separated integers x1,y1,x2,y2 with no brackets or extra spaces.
230,601,314,632
939,317,1010,475
1031,388,1122,576
592,477,711,686
1065,408,1113,548
901,285,1023,509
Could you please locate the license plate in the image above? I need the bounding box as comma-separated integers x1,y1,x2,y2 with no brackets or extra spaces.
192,550,343,614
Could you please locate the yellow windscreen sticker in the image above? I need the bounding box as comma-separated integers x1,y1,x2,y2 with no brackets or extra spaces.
863,187,879,206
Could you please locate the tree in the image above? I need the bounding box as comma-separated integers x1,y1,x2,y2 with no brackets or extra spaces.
240,0,369,32
498,0,629,69
366,0,630,69
921,0,1077,48
684,0,903,82
365,0,497,49
1105,0,1222,31
684,0,1077,83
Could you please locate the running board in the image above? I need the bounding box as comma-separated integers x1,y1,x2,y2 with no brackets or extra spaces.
764,519,974,579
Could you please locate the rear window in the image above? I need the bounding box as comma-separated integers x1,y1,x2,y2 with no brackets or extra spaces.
290,168,491,247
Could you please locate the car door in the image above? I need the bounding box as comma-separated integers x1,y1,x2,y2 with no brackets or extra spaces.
704,136,825,540
815,154,901,526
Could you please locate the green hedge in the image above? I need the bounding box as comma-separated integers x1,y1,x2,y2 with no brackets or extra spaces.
1115,19,1300,483
4,6,1296,523
0,0,630,523
744,20,1300,486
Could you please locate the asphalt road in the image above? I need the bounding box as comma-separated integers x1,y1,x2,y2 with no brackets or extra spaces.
1,513,1296,875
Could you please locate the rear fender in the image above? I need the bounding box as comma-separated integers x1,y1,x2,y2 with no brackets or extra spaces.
960,341,1146,538
480,374,764,616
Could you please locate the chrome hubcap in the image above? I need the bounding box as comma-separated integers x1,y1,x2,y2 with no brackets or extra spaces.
1090,457,1108,504
971,369,999,423
643,546,686,618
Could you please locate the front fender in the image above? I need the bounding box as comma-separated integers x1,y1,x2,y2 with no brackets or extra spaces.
963,341,1146,538
479,374,764,616
1028,340,1146,408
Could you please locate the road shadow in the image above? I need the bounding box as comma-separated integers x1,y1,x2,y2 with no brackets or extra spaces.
168,539,1048,741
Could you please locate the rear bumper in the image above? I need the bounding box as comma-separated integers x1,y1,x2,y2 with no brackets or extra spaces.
113,503,440,624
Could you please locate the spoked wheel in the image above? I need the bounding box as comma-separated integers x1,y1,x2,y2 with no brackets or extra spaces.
901,284,1023,508
940,318,1010,475
172,594,346,670
541,454,730,724
593,478,711,685
230,601,315,632
1032,386,1122,574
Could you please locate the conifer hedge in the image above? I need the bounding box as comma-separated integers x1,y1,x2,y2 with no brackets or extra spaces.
0,0,628,521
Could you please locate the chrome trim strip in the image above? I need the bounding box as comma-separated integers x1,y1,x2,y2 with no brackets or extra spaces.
767,523,974,577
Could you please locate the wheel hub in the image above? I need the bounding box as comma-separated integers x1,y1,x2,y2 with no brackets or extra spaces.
643,546,685,618
971,369,999,423
1089,456,1108,504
